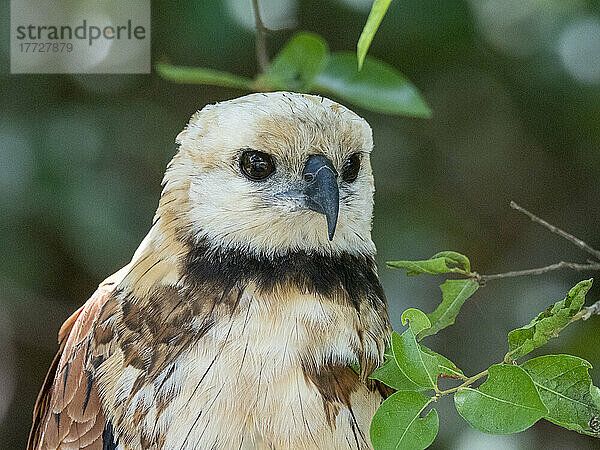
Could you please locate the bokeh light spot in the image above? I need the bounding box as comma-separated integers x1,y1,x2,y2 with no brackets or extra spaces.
557,17,600,84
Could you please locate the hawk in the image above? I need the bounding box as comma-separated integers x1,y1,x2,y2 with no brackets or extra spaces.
29,92,391,449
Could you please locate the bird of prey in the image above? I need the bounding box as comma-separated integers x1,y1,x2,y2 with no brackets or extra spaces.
28,92,392,450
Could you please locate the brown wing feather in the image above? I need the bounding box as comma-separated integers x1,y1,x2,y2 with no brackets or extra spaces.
28,268,126,450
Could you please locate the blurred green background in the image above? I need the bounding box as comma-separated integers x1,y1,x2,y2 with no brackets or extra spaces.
2,0,600,448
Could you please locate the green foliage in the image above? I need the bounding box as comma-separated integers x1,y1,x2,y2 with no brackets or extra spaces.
419,346,465,379
357,0,393,70
370,310,464,392
370,391,438,450
157,32,429,117
369,252,599,449
506,279,592,362
454,364,547,434
260,33,328,92
521,355,600,436
314,52,430,117
155,64,254,89
418,279,479,339
393,309,441,389
431,251,471,273
387,251,471,276
370,352,426,392
388,252,479,341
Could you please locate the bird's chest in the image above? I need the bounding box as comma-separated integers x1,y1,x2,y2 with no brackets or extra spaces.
100,290,382,449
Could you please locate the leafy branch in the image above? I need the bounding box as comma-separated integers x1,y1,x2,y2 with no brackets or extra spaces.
156,1,430,117
391,201,600,287
372,201,600,449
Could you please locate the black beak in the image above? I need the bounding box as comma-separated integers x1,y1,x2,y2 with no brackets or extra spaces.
302,155,339,240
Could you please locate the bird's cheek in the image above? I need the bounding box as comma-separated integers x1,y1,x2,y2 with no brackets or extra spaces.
271,189,306,212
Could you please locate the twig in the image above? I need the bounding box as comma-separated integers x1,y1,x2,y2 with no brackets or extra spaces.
475,261,600,284
252,0,269,73
469,202,600,285
437,369,488,397
510,201,600,261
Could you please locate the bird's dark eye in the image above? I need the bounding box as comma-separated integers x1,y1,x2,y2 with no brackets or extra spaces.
240,150,276,180
341,153,361,183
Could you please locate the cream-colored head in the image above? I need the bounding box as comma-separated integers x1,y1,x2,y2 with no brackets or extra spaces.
160,91,376,258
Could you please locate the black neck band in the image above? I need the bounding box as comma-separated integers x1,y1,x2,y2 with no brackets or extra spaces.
184,241,386,311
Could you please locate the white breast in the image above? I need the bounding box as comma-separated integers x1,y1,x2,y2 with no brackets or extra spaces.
110,288,382,449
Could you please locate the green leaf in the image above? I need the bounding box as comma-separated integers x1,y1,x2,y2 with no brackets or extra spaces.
371,310,441,391
387,257,452,276
521,355,600,437
372,344,464,390
357,0,393,70
391,330,439,390
401,308,431,333
506,279,593,362
370,391,439,450
419,346,465,379
418,279,479,339
313,52,431,118
430,251,471,273
261,32,328,92
369,356,428,392
155,63,254,90
387,251,472,276
454,364,547,434
391,310,440,389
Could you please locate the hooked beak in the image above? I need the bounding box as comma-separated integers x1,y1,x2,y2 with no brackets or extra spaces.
302,155,339,240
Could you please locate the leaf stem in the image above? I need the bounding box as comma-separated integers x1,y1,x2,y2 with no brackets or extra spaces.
436,370,488,397
252,0,270,73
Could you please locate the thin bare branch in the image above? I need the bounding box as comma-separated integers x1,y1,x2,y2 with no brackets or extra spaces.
252,0,269,73
510,201,600,261
467,202,600,285
474,261,600,285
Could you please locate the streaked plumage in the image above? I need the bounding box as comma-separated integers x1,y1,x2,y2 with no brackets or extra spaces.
29,92,391,449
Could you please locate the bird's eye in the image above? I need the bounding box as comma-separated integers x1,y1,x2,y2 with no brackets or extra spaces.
341,153,361,183
240,150,276,180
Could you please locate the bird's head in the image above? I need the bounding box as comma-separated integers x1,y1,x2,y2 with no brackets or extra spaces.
160,92,376,258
